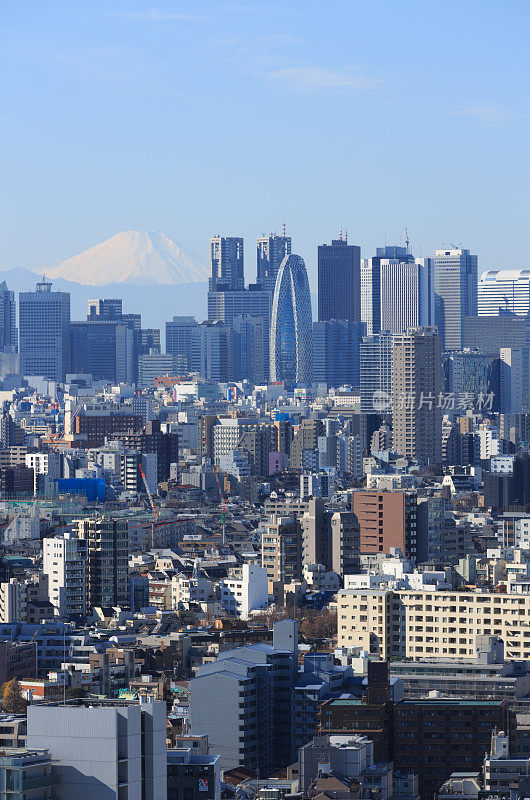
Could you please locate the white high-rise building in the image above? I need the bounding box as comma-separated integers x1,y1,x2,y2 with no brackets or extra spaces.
478,269,530,316
220,564,268,619
433,248,478,350
361,248,434,336
43,532,87,618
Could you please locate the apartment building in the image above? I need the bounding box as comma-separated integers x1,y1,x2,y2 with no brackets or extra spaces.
351,490,417,558
337,588,530,660
261,515,302,582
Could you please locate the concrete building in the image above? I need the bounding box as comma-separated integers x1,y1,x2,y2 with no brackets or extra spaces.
262,515,302,583
433,248,478,350
19,279,70,382
337,587,530,660
43,532,87,618
392,327,442,464
0,749,55,800
360,332,393,414
0,281,17,354
165,316,199,373
167,747,220,800
312,320,364,388
220,564,268,619
352,490,418,559
189,620,298,773
464,314,528,352
26,700,167,800
77,516,129,609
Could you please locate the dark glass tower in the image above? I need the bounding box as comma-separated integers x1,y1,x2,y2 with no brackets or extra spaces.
318,238,361,322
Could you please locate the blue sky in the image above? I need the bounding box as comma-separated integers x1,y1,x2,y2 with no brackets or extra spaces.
1,0,529,288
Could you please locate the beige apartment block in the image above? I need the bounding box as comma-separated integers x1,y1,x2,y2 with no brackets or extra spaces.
338,588,530,660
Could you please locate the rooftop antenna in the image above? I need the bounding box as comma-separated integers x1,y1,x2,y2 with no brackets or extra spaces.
282,223,286,238
405,227,410,254
345,229,348,243
339,228,343,241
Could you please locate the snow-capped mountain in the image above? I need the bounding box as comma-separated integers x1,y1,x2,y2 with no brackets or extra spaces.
41,230,208,286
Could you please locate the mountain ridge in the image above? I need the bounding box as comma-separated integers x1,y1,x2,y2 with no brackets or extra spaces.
34,230,208,286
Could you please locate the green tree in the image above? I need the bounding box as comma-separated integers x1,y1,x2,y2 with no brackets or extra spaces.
1,679,27,713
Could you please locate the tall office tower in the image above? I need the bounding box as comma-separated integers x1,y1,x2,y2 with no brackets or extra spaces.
27,701,167,800
77,516,129,609
209,236,244,291
19,279,70,382
270,254,313,384
312,320,364,387
392,327,443,464
87,298,123,319
318,238,361,322
257,232,291,292
0,282,16,352
361,245,414,335
433,248,478,350
195,320,232,382
207,287,271,379
70,320,134,382
380,258,434,334
479,269,530,316
140,328,161,355
499,347,530,413
231,315,266,383
166,316,199,372
360,332,393,413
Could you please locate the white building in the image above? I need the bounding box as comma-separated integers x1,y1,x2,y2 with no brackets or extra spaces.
43,532,87,618
479,269,530,316
26,701,167,800
171,571,215,609
220,564,268,619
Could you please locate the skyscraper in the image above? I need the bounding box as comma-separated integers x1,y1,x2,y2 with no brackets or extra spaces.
165,316,199,372
360,332,394,413
70,320,134,382
0,282,16,353
19,278,70,382
361,245,413,335
361,246,433,335
312,320,364,387
270,254,313,384
209,236,244,291
392,327,442,464
257,233,291,292
207,287,271,379
318,238,361,322
478,269,530,316
433,248,478,350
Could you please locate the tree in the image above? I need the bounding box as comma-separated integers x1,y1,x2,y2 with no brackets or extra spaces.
1,679,27,713
65,687,87,700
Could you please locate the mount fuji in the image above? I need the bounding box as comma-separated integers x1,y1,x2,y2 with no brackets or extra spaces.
41,230,208,286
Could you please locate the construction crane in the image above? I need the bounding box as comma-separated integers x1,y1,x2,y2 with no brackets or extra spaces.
139,463,158,520
213,466,228,545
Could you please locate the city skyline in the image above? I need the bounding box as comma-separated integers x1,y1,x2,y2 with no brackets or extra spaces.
2,1,530,277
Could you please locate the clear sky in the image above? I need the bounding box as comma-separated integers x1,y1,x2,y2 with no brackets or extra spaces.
1,0,529,287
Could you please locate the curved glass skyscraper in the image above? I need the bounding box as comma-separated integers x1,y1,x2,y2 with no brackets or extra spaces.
270,254,312,384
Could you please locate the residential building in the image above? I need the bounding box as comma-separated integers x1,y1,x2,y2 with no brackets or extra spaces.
360,332,393,413
26,700,167,800
337,587,530,660
43,532,87,618
77,516,129,609
190,620,298,772
352,490,418,558
318,238,361,323
167,747,220,800
220,564,268,619
0,749,56,800
392,327,443,464
262,515,302,582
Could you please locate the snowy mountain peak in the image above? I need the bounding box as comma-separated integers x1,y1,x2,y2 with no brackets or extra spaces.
42,230,208,286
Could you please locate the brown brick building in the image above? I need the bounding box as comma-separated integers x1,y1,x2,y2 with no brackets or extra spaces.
352,490,417,558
